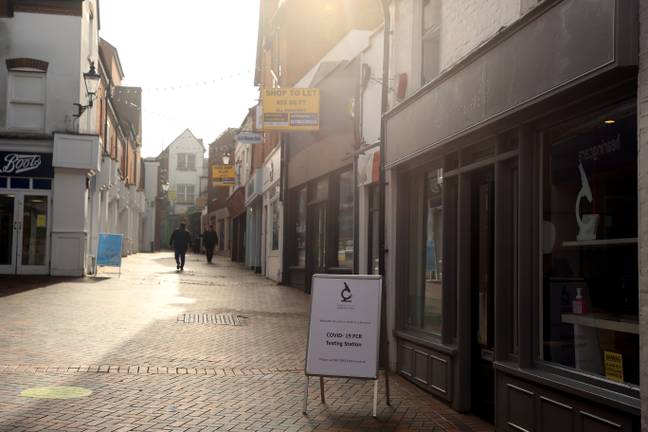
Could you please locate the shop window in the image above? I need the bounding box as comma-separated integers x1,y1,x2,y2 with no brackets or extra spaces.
10,178,29,189
541,109,638,386
421,0,441,84
271,199,280,251
312,178,328,202
295,187,307,267
407,168,443,335
32,179,51,190
337,170,354,269
177,153,196,171
461,139,495,167
176,184,195,205
6,71,46,132
368,184,380,274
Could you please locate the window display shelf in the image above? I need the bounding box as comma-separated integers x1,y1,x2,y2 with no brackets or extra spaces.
561,238,637,248
562,313,639,334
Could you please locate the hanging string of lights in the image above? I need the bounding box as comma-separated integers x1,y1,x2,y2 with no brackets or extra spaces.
108,69,255,94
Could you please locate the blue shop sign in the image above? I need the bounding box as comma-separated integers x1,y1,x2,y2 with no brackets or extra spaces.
0,152,54,178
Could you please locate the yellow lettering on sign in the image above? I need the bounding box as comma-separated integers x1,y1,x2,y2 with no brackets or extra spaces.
604,351,624,382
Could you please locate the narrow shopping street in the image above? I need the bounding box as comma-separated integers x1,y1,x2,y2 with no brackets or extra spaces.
0,253,491,432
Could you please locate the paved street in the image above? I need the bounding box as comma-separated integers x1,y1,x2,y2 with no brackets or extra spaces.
0,253,492,432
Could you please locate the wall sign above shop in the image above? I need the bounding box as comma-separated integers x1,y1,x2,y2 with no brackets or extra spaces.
0,152,53,178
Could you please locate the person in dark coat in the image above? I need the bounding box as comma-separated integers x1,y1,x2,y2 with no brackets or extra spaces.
202,225,219,264
170,223,191,271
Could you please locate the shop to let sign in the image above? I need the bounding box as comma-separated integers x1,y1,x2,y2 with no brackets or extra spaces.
262,88,320,131
212,165,235,187
305,274,382,379
604,351,624,382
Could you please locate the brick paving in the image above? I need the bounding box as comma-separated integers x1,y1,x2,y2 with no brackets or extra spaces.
0,253,493,431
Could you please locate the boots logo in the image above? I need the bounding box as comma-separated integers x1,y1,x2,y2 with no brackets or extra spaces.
341,282,352,303
0,153,42,175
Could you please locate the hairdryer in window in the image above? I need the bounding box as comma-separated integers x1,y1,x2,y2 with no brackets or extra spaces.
576,162,599,241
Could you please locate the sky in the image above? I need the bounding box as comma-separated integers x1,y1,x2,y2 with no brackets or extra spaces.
99,1,261,158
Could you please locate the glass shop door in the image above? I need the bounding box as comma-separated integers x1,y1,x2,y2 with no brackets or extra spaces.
0,192,50,275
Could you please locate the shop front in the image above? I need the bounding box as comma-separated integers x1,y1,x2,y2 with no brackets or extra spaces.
227,187,246,263
0,151,53,275
262,147,282,282
285,167,354,292
384,0,640,429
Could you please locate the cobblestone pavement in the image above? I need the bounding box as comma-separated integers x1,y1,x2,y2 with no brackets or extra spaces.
0,253,493,432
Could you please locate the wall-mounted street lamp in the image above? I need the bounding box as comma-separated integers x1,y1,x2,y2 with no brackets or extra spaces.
74,62,101,118
161,182,170,193
222,153,231,165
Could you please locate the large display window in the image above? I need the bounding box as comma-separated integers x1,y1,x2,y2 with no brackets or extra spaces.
336,170,354,268
541,107,638,386
407,168,444,335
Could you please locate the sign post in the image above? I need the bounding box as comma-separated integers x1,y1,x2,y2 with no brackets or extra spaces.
303,274,384,418
96,233,123,277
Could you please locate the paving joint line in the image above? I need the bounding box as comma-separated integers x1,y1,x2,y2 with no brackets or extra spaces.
0,364,302,376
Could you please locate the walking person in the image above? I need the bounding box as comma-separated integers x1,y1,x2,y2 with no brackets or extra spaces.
170,223,191,271
202,224,219,264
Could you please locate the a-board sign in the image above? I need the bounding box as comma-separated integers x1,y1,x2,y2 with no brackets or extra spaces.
96,233,123,267
305,274,382,379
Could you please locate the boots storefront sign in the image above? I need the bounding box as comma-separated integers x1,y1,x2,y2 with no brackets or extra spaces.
0,152,54,178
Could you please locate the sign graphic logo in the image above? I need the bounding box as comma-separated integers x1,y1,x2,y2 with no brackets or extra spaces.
341,282,352,303
0,153,42,175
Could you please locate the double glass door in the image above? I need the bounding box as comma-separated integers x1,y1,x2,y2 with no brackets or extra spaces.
0,192,50,275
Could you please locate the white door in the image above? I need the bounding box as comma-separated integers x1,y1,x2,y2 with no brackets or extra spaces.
16,192,51,275
0,191,51,275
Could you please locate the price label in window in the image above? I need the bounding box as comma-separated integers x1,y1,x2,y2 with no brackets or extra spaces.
604,351,624,382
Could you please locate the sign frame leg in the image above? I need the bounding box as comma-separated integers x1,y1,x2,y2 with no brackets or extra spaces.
302,376,309,415
372,378,379,418
319,376,325,404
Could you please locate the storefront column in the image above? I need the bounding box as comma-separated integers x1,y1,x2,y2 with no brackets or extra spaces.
494,160,512,361
50,168,88,276
637,0,648,426
517,127,535,369
455,173,471,412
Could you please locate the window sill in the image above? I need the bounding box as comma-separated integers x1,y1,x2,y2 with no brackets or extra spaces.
494,361,640,415
394,329,457,356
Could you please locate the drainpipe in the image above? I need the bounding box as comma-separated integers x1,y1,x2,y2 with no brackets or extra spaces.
379,0,391,405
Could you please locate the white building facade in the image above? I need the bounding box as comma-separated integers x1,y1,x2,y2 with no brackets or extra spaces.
0,0,102,276
165,129,205,216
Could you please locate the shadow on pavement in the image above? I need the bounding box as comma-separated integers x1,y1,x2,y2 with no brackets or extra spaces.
0,275,109,298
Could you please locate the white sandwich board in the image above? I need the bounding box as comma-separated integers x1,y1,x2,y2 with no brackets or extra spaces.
303,274,383,416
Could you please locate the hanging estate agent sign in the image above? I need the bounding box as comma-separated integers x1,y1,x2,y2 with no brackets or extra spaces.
212,165,236,187
306,274,382,379
0,152,53,178
262,88,320,131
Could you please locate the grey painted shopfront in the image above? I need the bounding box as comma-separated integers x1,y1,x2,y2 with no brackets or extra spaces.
384,0,641,429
